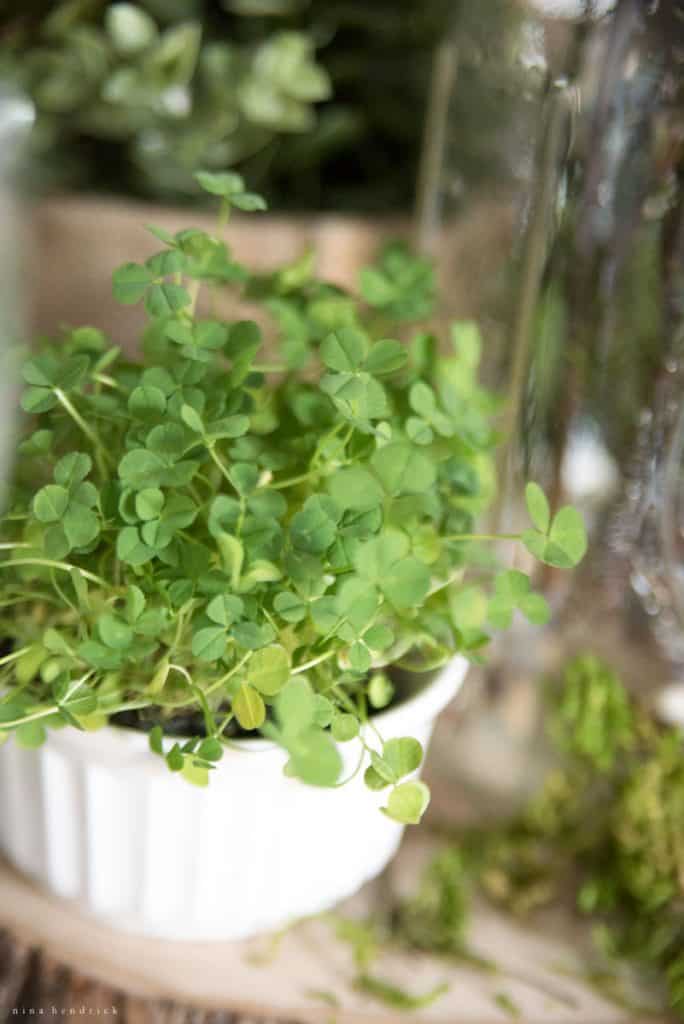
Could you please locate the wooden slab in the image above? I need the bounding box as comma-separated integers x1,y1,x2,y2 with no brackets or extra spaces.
0,838,668,1024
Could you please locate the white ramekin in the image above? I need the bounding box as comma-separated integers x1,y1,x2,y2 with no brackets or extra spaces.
0,657,466,941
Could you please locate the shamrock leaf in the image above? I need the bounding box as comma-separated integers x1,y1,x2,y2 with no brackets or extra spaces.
382,780,431,825
21,355,89,413
233,683,266,730
523,486,587,569
267,679,343,787
34,452,101,556
112,262,155,305
194,171,267,212
371,443,436,496
488,570,550,629
321,328,368,372
290,495,341,554
354,530,430,610
249,644,291,696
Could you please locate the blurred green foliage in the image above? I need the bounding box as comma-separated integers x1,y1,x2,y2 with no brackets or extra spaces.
369,655,684,1017
0,0,514,211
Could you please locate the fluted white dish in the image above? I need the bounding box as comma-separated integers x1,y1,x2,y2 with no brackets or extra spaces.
0,658,466,941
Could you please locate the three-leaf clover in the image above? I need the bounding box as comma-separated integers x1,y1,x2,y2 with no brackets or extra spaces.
523,483,588,568
488,570,550,629
33,452,100,558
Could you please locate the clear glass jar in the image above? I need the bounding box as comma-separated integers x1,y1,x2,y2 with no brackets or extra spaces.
419,0,684,805
0,86,33,503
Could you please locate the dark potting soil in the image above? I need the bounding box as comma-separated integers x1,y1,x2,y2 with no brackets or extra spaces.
111,665,437,740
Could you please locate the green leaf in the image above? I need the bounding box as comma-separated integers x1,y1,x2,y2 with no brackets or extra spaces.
149,725,164,755
285,728,343,787
63,507,100,548
182,759,209,787
313,695,334,728
191,626,227,662
118,449,167,489
198,737,223,762
349,641,372,673
135,488,165,521
331,712,359,742
274,590,307,623
0,704,25,726
406,417,433,445
231,463,259,496
290,495,340,554
56,356,90,391
450,585,488,637
125,585,146,623
321,328,368,372
21,386,57,414
383,737,423,779
116,526,154,566
145,283,191,317
354,974,448,1011
216,532,244,584
194,170,245,197
276,678,317,733
382,780,430,825
523,506,587,569
368,672,394,709
146,250,185,277
328,467,383,512
44,526,70,559
364,765,390,791
359,267,396,306
520,592,551,625
233,683,265,730
113,262,154,304
230,192,268,212
409,380,436,418
233,621,274,649
180,403,205,434
15,721,47,749
525,482,551,534
364,339,407,375
166,745,184,772
54,452,92,487
106,3,157,54
371,443,436,496
129,385,166,420
206,593,243,627
249,644,291,696
99,613,134,651
34,485,69,523
383,558,430,610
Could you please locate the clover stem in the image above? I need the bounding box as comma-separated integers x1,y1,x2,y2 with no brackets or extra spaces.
54,389,111,467
444,533,521,542
0,559,111,589
269,470,316,491
204,652,252,697
188,279,201,317
92,373,121,390
251,363,288,374
207,443,237,492
217,710,235,736
292,649,336,675
0,704,59,728
218,198,231,231
0,647,30,668
0,542,32,551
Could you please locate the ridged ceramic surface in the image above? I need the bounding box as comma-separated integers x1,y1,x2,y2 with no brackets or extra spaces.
0,659,466,940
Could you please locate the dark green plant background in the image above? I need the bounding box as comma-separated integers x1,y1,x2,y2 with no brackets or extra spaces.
0,0,513,211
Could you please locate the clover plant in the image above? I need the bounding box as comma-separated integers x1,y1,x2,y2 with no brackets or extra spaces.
0,172,586,823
